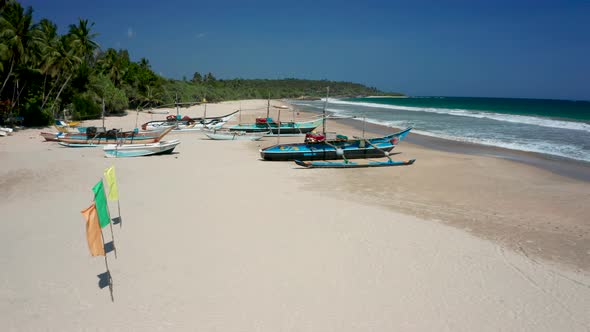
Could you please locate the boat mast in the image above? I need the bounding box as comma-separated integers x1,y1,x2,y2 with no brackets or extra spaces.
362,113,366,138
175,92,179,128
322,86,329,135
102,98,105,128
266,92,270,118
277,106,281,144
175,93,179,116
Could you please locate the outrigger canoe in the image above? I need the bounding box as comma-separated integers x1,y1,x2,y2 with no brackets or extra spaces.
58,127,173,145
141,110,239,131
204,129,267,141
228,117,323,135
260,127,412,161
103,139,180,157
294,158,416,169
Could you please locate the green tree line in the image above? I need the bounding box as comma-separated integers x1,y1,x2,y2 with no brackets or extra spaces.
0,0,401,127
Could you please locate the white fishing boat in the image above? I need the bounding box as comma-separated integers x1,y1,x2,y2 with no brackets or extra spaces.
147,109,169,114
103,139,181,158
142,110,238,132
0,127,13,136
205,129,266,141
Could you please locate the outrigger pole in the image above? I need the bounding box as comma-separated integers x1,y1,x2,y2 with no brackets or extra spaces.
322,87,329,135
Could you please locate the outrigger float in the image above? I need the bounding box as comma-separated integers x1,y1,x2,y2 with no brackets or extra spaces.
294,158,416,169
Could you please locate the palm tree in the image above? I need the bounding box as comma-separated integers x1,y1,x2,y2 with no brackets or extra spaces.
68,19,99,63
0,1,34,96
32,18,59,107
49,35,81,116
98,48,125,87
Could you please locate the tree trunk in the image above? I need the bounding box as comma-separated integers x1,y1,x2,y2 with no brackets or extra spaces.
42,72,61,110
0,57,14,96
12,80,27,109
42,74,47,103
50,73,72,117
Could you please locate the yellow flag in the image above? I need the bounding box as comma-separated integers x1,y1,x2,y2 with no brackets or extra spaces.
81,203,105,256
104,166,119,201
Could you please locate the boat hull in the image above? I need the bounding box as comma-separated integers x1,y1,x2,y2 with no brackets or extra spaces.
58,127,173,145
227,118,323,134
103,139,180,157
142,110,238,131
261,145,395,161
295,159,416,168
40,132,64,141
205,130,266,141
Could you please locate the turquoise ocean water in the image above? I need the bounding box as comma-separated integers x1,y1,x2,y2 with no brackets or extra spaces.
290,97,590,162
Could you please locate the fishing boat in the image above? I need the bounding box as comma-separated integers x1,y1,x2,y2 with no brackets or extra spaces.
40,131,66,141
55,120,81,127
58,126,173,145
103,139,180,157
141,110,239,131
227,117,323,135
294,158,416,168
59,142,101,147
259,127,412,161
204,129,266,141
0,127,13,136
147,109,169,114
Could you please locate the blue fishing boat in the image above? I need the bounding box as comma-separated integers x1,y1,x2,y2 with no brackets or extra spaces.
259,127,412,161
294,158,416,168
227,117,323,135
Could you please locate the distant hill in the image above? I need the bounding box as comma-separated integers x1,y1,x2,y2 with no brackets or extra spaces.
161,77,405,104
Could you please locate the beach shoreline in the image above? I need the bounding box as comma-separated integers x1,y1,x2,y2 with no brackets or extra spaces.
292,101,590,182
256,100,590,271
1,99,589,330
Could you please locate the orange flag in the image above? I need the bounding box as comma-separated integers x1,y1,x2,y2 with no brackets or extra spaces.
81,203,106,256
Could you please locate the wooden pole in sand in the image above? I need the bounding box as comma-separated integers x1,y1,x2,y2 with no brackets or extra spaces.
100,183,117,259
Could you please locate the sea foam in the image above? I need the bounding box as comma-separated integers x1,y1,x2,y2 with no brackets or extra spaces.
323,99,590,133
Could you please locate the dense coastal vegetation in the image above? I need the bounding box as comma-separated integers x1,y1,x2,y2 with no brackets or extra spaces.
0,0,401,127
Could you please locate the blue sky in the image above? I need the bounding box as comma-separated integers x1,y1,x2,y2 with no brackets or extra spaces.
20,0,590,100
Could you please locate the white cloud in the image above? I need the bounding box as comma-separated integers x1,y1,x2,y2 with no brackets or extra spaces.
127,27,136,38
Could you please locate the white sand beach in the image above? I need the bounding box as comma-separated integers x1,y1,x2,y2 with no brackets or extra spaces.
1,99,589,331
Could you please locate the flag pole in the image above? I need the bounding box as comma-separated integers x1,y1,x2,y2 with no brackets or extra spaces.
101,183,117,259
117,200,122,229
99,228,114,302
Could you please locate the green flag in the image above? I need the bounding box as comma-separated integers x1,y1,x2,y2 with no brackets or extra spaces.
92,180,111,228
